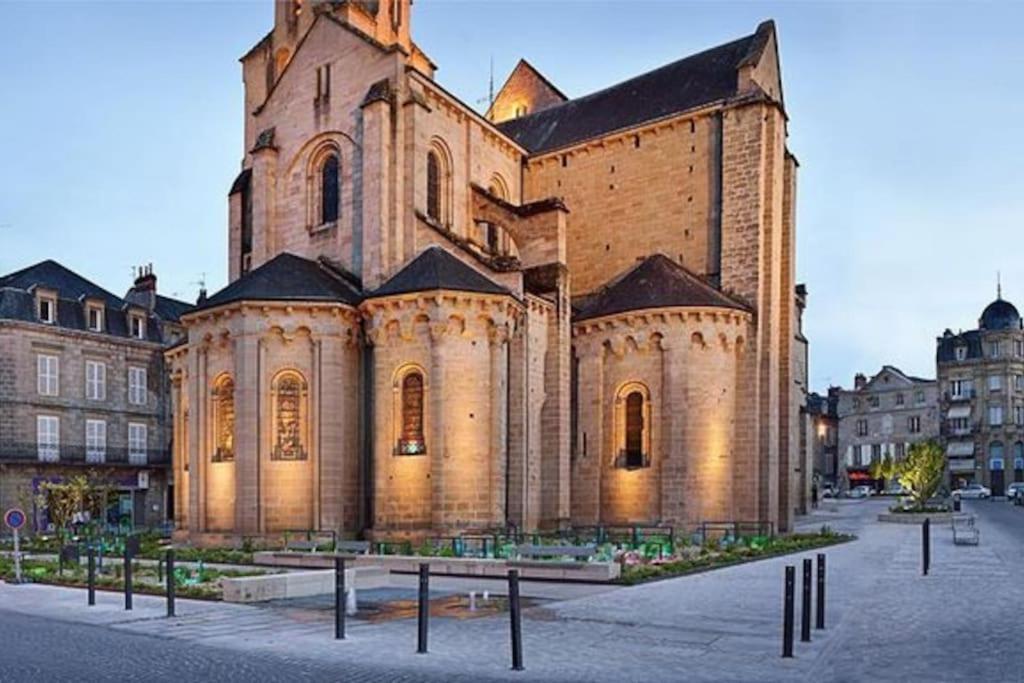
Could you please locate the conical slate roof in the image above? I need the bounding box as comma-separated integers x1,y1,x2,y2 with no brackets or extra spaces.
574,254,750,321
370,246,509,298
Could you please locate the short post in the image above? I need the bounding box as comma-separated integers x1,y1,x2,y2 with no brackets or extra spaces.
124,544,133,611
782,565,795,658
87,546,96,607
334,556,346,640
416,563,429,654
508,569,524,671
157,556,164,583
800,558,812,643
815,553,826,630
922,518,931,576
165,549,176,617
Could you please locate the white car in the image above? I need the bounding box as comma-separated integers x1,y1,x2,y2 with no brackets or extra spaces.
848,485,873,499
1005,482,1024,500
953,483,991,499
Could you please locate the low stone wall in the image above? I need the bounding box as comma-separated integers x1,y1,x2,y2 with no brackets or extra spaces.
252,552,621,582
221,566,388,603
877,512,953,525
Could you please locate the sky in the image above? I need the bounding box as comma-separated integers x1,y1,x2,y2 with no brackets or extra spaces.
1,0,1022,392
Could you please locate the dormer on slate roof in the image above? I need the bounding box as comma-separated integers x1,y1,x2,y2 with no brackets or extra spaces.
574,253,751,322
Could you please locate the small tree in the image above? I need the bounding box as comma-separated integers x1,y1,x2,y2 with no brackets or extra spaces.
36,473,109,544
896,440,946,510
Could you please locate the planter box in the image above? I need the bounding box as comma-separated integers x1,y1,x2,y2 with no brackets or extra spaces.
251,552,621,582
221,566,388,603
877,512,953,524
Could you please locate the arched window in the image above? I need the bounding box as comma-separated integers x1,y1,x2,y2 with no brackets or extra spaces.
614,382,651,469
212,376,235,462
321,153,340,224
271,371,308,461
398,371,426,455
426,151,441,222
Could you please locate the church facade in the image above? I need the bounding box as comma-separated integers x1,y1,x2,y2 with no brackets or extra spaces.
168,0,801,544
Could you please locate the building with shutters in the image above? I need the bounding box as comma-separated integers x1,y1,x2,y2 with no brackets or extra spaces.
936,290,1024,495
0,261,189,531
168,0,804,544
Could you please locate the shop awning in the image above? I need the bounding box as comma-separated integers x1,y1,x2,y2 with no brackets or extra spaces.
947,442,975,457
947,405,972,419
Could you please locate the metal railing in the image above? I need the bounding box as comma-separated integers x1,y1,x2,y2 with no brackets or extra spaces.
0,442,171,466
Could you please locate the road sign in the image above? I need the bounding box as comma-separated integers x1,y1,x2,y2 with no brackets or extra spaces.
4,508,26,530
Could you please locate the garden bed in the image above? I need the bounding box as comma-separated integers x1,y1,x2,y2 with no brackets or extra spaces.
618,530,854,585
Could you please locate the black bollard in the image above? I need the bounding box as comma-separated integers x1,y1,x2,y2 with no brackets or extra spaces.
157,556,163,583
922,518,931,576
815,553,826,630
508,569,524,671
335,556,346,640
166,549,176,617
417,563,429,654
782,565,795,658
801,558,812,643
124,545,133,611
87,546,96,607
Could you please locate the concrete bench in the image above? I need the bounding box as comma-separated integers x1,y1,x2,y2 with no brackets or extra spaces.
336,540,371,555
952,515,979,546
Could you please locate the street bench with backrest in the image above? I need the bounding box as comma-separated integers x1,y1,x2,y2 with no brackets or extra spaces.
284,531,337,553
512,544,597,567
951,514,980,546
334,540,371,555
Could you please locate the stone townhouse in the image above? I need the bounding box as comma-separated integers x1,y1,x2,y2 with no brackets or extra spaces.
0,261,189,531
169,0,804,544
936,290,1024,495
836,366,939,490
807,388,839,487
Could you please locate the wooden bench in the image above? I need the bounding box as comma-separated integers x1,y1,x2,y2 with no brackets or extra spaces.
514,544,596,563
952,514,980,546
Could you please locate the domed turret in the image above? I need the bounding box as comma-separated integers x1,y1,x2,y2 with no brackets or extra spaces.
979,298,1021,330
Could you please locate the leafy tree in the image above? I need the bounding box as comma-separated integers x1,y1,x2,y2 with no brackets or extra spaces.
35,473,110,544
895,440,946,510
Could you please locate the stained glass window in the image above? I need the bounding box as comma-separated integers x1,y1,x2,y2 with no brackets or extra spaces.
625,392,644,468
398,372,425,455
321,153,340,224
213,377,235,462
272,374,307,461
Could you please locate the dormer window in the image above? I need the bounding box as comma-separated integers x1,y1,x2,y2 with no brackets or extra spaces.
86,304,104,332
37,295,56,324
955,345,968,361
130,313,146,340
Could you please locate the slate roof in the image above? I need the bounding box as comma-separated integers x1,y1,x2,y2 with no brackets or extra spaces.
0,260,170,341
936,329,984,363
979,298,1022,331
574,254,750,322
369,246,509,299
196,252,362,312
154,295,194,323
497,22,773,154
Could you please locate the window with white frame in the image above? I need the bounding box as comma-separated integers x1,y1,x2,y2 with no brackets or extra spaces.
871,444,882,461
128,367,147,405
852,444,863,466
86,304,104,332
1016,404,1024,426
37,415,59,461
37,354,59,396
950,379,973,399
85,360,106,401
989,341,1002,358
915,390,925,404
130,313,146,340
989,404,1004,426
85,419,106,463
989,374,1003,392
128,423,147,463
1016,340,1024,358
908,415,921,433
955,345,968,361
895,393,905,406
1016,374,1024,391
37,295,56,324
856,419,868,437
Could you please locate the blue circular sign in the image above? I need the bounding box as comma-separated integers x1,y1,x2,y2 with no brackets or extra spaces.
4,508,26,530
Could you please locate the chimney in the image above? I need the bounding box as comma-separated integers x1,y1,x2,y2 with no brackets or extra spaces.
126,263,158,311
854,373,867,390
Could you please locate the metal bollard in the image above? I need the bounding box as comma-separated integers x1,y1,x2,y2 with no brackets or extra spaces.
335,556,346,640
87,546,96,607
417,563,429,654
157,557,163,584
922,518,931,576
815,553,826,630
166,549,176,617
801,558,812,643
782,565,795,658
124,546,133,611
508,569,524,671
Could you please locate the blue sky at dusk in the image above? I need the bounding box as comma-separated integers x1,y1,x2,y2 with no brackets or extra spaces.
1,1,1022,391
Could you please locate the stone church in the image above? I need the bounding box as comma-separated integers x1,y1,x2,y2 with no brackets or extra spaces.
168,0,801,544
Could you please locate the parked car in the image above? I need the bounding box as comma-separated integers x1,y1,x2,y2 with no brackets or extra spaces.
883,484,909,496
952,483,991,499
848,485,873,499
1014,488,1024,506
821,485,836,499
1006,482,1024,502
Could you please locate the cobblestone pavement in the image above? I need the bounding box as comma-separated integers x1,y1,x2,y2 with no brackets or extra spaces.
2,500,1022,682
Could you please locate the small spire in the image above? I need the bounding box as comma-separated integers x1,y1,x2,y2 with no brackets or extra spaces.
997,271,1002,300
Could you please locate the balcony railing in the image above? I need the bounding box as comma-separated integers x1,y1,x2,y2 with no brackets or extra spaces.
0,442,170,466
